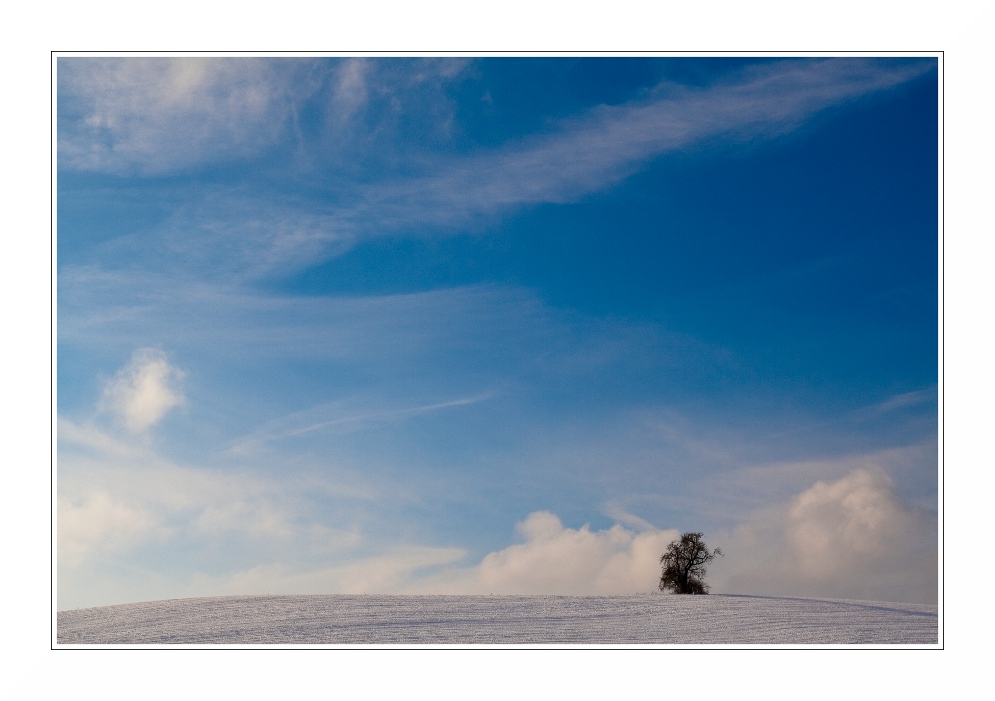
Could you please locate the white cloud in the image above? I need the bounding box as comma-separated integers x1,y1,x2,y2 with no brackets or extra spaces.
65,546,468,609
58,57,315,174
100,348,184,432
58,419,372,546
57,490,165,567
314,547,466,594
227,393,493,455
148,512,666,600
410,512,679,595
329,59,369,123
56,416,385,607
680,442,939,520
854,387,937,419
137,194,357,281
57,419,938,606
710,467,937,604
602,502,659,532
58,269,556,365
321,57,471,146
363,59,934,231
57,415,140,458
60,59,934,282
57,57,474,178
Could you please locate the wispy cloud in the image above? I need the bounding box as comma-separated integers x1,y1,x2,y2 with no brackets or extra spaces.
134,193,357,281
853,387,938,420
58,407,468,607
58,269,554,366
212,546,467,596
58,58,319,174
57,416,142,459
228,393,493,455
57,57,474,178
64,58,934,281
324,58,469,127
602,502,659,532
58,490,167,567
57,418,378,608
328,59,369,124
361,58,934,231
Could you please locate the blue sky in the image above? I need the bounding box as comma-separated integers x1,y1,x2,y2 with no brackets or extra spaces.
57,56,938,608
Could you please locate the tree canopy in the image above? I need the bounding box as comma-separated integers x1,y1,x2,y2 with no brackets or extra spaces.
659,532,722,594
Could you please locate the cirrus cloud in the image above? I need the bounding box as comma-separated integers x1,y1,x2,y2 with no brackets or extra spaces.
57,57,317,174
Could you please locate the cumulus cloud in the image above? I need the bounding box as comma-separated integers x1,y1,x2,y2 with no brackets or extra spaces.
711,467,937,604
411,512,678,595
100,348,184,432
124,512,627,600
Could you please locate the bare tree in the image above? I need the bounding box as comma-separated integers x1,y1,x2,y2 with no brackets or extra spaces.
659,532,722,594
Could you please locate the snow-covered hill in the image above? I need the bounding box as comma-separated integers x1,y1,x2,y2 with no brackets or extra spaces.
56,594,938,645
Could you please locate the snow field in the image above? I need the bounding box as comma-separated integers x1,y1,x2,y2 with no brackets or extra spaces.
57,594,938,645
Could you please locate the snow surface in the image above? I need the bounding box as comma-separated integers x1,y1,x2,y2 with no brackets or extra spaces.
56,594,938,645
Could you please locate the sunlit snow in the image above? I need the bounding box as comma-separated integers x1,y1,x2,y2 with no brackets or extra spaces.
57,594,937,645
